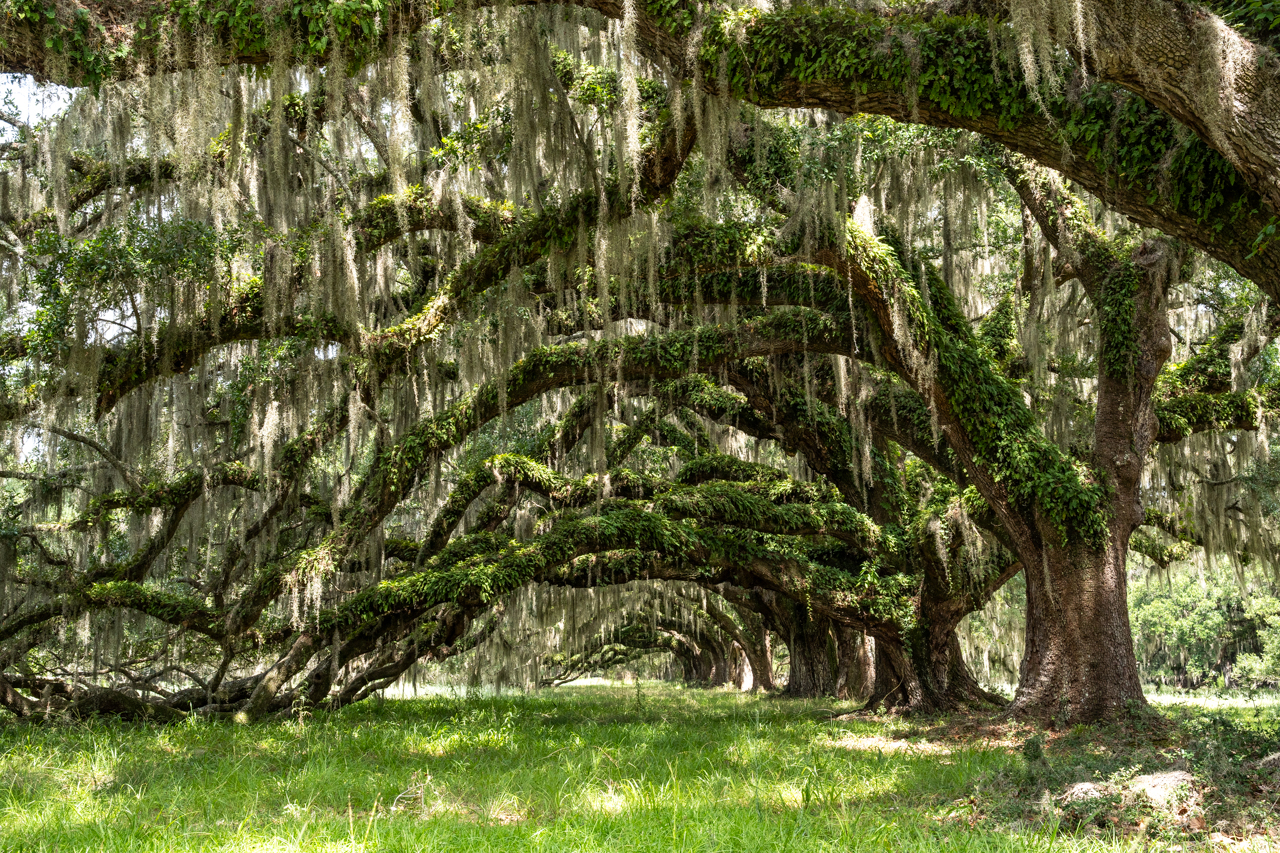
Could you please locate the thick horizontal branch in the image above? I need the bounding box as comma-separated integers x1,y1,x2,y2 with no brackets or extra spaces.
9,0,1275,291
80,581,225,639
1154,389,1269,442
325,506,886,642
350,188,516,251
697,7,1280,297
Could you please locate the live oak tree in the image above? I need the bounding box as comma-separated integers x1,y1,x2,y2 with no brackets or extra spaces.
0,0,1278,725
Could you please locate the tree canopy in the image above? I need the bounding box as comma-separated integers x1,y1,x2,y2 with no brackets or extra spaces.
1,0,1278,725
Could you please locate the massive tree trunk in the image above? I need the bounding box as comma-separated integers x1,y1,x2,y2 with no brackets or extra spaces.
1007,238,1175,723
1015,541,1145,722
736,606,775,692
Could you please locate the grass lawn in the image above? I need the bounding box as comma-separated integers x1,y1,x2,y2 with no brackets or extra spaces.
1,683,1277,852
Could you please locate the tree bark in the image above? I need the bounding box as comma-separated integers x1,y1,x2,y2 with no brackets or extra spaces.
66,687,187,723
242,631,321,719
784,606,837,698
0,672,32,717
865,636,926,712
681,632,730,687
727,643,747,689
1069,0,1280,221
907,624,1007,712
733,603,775,692
834,625,873,702
1008,239,1175,723
910,552,1022,711
1014,542,1145,723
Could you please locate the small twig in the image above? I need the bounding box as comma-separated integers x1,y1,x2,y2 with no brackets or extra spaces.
29,423,143,492
0,109,30,132
290,129,352,196
18,531,71,567
0,469,51,481
344,83,392,169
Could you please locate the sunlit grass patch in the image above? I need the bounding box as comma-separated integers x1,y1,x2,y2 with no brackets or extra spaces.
1,684,1274,852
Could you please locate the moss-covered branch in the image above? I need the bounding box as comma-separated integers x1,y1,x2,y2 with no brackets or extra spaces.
304,308,853,574
1155,389,1271,442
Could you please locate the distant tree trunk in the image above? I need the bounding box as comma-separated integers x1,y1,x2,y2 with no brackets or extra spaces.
0,672,32,717
734,605,774,692
865,636,925,711
752,592,837,697
908,555,1020,712
784,607,837,698
668,629,729,686
944,634,1001,704
709,587,778,691
727,643,747,689
677,652,698,684
925,630,1011,710
864,628,1002,714
703,634,730,687
834,625,872,702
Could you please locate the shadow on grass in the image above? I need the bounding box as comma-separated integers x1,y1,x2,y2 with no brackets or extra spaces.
0,684,1168,852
